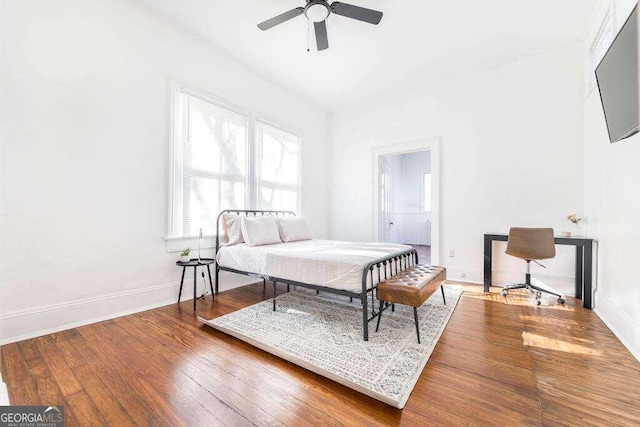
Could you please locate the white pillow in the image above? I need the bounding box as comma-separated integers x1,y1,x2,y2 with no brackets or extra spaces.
276,217,312,243
241,216,282,247
221,214,244,246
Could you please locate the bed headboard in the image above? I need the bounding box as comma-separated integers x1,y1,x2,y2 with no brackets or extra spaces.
215,209,296,254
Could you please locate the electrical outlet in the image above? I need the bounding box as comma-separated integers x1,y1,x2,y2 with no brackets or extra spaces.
448,249,455,258
459,272,466,278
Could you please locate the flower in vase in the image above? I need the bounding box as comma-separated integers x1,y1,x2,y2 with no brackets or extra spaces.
567,214,583,229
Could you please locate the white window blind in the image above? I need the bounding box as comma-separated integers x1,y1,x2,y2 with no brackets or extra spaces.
256,121,300,212
170,91,248,237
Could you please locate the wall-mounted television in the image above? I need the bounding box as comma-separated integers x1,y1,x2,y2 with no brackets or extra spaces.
595,3,639,144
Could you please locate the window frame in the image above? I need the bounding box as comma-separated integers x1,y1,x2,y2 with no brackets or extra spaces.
166,81,302,244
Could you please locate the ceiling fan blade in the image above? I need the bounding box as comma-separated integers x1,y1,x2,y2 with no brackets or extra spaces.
257,7,304,30
314,21,329,51
330,2,383,24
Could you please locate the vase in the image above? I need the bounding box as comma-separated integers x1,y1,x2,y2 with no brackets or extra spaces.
180,255,191,263
572,224,584,238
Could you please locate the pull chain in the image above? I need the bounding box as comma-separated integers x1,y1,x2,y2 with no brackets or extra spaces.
307,19,310,52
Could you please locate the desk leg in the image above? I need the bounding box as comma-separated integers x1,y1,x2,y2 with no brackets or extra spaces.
575,246,584,300
178,267,186,303
584,242,593,309
483,235,492,292
193,267,197,311
206,265,214,299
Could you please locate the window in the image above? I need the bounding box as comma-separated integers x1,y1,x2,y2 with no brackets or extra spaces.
168,85,301,238
256,122,300,212
423,173,432,212
586,1,615,93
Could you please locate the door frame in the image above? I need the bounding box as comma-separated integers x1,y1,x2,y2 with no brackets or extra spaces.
372,137,440,266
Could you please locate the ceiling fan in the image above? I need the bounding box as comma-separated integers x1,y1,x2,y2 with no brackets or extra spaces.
257,1,383,51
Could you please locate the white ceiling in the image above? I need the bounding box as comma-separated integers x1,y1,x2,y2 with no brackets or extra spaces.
140,0,598,111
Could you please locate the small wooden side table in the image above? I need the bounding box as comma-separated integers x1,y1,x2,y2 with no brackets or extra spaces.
176,258,216,310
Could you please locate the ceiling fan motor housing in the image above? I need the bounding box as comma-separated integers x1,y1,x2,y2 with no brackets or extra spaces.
305,1,331,22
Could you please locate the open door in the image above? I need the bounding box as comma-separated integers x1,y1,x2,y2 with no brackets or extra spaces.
373,137,439,266
377,150,433,264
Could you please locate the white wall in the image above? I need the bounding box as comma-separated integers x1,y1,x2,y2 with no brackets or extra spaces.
0,0,330,344
583,0,640,361
331,43,585,289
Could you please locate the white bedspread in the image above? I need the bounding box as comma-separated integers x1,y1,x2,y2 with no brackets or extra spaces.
216,240,412,292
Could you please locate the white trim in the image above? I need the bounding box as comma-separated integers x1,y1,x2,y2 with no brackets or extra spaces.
165,234,215,241
165,235,215,253
0,271,257,345
372,137,441,266
170,80,250,118
0,283,173,322
594,305,640,363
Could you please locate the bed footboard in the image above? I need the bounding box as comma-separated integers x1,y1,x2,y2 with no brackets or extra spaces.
360,249,419,341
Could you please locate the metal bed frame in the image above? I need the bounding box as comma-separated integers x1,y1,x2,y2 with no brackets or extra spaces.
214,209,419,341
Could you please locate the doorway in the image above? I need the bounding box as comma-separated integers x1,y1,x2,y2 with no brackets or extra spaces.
373,138,440,266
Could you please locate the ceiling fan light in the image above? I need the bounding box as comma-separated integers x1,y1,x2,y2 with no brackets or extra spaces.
305,3,330,23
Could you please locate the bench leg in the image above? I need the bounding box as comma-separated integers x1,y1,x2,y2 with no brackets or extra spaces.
413,307,421,344
375,300,384,332
392,303,395,312
441,285,446,305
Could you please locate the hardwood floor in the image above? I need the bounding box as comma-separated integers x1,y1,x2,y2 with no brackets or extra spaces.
2,282,640,426
411,245,431,264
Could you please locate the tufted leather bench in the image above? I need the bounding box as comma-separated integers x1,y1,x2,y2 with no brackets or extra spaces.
375,265,447,343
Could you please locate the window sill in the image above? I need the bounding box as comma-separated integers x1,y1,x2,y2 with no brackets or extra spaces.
165,235,216,253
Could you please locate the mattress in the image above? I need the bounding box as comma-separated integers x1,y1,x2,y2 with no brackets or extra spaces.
216,239,412,292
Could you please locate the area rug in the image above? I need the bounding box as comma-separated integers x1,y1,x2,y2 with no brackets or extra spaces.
199,285,462,409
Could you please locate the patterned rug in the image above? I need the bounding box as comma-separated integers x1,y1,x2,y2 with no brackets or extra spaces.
200,285,462,409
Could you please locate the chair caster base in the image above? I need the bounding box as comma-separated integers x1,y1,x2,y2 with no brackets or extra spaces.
501,291,507,297
557,298,565,304
535,300,541,306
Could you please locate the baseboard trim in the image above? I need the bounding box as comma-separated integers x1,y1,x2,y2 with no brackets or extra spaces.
441,265,572,289
0,282,178,322
0,289,178,346
0,271,260,345
594,307,640,363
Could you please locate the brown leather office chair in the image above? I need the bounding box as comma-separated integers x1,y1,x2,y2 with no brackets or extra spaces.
501,227,565,305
